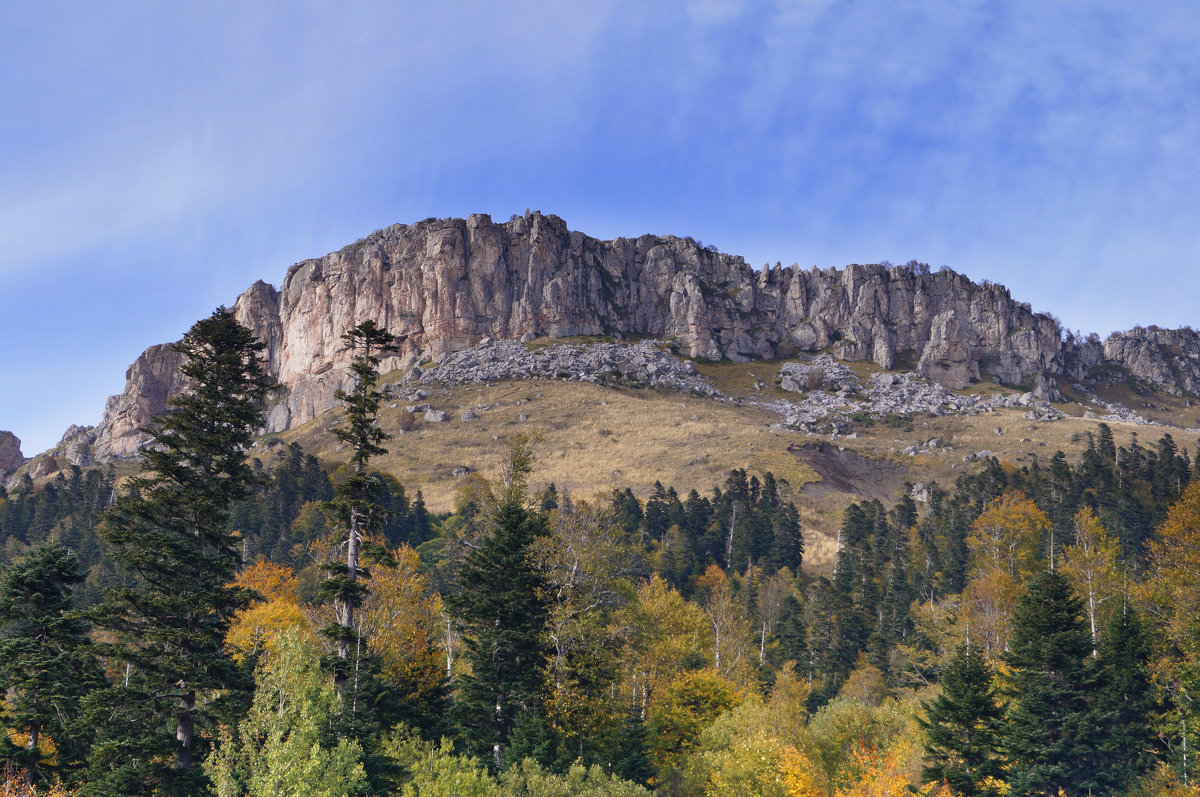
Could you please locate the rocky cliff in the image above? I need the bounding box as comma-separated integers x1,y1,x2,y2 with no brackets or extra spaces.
0,431,23,478
81,211,1199,461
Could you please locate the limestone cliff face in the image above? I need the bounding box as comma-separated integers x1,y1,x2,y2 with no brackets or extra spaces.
91,343,186,459
261,212,1067,434
80,211,1195,461
0,431,23,477
1102,327,1200,396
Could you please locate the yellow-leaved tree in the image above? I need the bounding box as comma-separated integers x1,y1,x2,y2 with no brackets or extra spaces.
962,492,1049,658
225,560,312,662
1144,481,1200,782
967,492,1047,579
648,670,742,794
357,544,445,718
618,575,713,712
1061,506,1121,650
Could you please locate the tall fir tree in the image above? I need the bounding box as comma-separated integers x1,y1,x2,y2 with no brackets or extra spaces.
1091,602,1158,793
317,320,398,695
0,543,104,788
448,435,552,768
1004,568,1103,797
919,643,1006,797
83,308,275,796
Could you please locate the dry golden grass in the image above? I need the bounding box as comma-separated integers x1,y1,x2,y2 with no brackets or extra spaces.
251,367,1200,576
275,378,821,515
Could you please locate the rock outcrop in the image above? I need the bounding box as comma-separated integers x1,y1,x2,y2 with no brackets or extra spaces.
0,431,23,477
1101,326,1200,396
77,211,1198,461
56,425,98,468
92,343,186,459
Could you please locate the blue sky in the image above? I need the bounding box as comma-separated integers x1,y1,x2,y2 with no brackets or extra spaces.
2,0,1199,455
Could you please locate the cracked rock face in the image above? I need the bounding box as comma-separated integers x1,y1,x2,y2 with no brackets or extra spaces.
57,425,97,468
75,212,1199,462
1102,326,1200,396
0,431,23,477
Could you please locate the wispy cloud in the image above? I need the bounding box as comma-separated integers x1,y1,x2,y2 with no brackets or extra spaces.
2,0,1199,452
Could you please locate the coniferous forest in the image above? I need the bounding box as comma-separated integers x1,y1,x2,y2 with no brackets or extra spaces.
7,313,1200,796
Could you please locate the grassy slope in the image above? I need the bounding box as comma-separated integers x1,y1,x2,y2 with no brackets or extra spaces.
260,358,1200,573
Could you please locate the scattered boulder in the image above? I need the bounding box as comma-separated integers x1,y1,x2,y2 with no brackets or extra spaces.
418,340,723,397
778,355,860,393
773,366,1067,431
424,409,448,423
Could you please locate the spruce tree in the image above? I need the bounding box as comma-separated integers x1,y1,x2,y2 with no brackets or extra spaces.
0,543,104,788
919,644,1006,797
1091,603,1157,793
448,436,551,768
1004,568,1102,797
84,308,275,795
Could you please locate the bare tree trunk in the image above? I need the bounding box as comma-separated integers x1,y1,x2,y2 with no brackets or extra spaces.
726,502,738,567
25,723,39,788
175,686,195,770
336,500,362,695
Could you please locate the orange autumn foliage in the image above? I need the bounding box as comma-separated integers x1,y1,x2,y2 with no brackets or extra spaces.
225,561,312,661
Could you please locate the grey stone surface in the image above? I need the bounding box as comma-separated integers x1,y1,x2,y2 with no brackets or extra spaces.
58,212,1200,462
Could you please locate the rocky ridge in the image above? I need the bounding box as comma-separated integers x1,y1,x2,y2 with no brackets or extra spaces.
60,212,1200,462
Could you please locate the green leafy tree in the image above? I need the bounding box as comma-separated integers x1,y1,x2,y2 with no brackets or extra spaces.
206,630,369,797
919,644,1006,796
646,670,741,795
1004,568,1101,797
0,543,103,788
84,308,275,795
448,435,552,769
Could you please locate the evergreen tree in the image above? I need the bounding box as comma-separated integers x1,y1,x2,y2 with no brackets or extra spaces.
1004,568,1102,797
84,308,275,795
611,707,654,786
1091,603,1158,793
319,321,398,694
919,644,1006,796
448,436,551,768
775,593,808,673
0,543,103,788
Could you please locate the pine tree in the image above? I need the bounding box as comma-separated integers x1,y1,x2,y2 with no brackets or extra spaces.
84,308,275,795
447,436,551,768
1004,568,1102,797
0,543,104,788
919,644,1006,797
